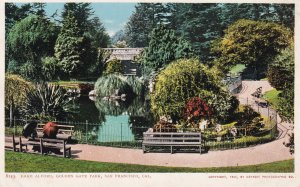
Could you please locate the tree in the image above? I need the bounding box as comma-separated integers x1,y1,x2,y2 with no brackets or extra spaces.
268,47,294,122
169,3,222,62
219,4,294,31
140,25,193,76
125,3,170,47
273,4,295,30
62,3,94,34
212,19,292,79
5,74,33,126
31,3,46,16
54,14,83,78
150,58,238,122
88,17,110,48
6,14,59,80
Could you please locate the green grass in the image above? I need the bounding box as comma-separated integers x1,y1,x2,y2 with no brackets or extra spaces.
263,89,281,109
5,151,293,173
230,64,246,74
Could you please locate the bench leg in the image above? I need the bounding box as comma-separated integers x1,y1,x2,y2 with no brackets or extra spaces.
142,145,145,153
19,137,22,152
40,139,43,155
171,146,173,154
69,148,71,158
199,145,202,154
12,135,16,152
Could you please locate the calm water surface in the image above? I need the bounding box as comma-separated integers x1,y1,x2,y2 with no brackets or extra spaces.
70,96,154,143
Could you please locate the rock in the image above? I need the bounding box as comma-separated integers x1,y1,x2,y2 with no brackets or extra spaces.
89,90,96,96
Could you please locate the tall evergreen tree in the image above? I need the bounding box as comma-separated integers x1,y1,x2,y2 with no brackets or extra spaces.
31,3,46,16
125,3,170,47
141,25,193,76
54,15,83,78
62,3,94,34
171,3,222,62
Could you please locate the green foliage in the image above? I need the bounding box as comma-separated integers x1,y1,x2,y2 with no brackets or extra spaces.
267,47,294,122
212,19,292,78
141,25,193,76
126,76,144,96
268,47,294,90
170,3,222,62
150,58,238,122
105,59,123,75
94,74,132,98
54,14,83,77
277,88,294,123
6,60,20,74
5,74,33,112
125,3,169,47
41,56,59,81
22,83,71,120
6,14,58,80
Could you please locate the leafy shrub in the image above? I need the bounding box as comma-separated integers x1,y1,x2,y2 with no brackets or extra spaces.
183,97,211,122
7,60,20,73
94,74,133,98
126,76,145,96
150,58,238,122
22,83,71,120
105,58,123,75
235,105,264,135
5,74,33,120
41,56,60,81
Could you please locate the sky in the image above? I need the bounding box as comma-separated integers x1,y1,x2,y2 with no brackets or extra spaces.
20,3,137,37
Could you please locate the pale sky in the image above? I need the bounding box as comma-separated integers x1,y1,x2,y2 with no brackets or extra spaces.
18,3,137,36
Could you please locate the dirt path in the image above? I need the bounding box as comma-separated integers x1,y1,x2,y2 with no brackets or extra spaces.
69,81,293,168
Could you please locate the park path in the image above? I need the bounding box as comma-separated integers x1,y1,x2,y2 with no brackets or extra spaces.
69,81,293,168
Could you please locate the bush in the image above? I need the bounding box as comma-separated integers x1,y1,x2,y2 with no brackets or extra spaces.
126,76,144,96
94,74,133,98
105,58,123,75
150,58,238,122
41,56,60,81
22,83,71,121
183,97,212,122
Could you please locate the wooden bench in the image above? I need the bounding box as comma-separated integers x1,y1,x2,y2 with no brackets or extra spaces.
142,132,202,154
37,124,74,140
25,138,72,158
5,135,27,152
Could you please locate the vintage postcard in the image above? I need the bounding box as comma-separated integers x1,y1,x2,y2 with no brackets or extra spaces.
0,0,299,186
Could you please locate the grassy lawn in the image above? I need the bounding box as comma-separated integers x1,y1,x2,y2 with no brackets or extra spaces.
230,64,246,74
263,89,281,109
5,151,293,173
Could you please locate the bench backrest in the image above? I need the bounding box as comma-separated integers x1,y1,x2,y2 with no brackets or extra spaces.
37,124,74,135
143,132,201,142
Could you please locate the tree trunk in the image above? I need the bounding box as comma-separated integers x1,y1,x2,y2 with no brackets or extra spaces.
9,104,13,128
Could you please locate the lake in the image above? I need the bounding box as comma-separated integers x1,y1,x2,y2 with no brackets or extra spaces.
69,96,154,144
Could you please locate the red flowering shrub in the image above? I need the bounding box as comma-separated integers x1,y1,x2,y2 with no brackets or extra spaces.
183,97,212,122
